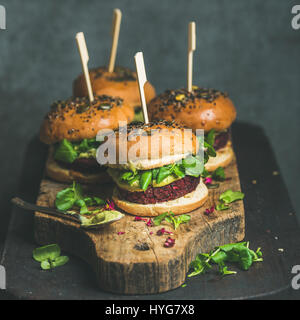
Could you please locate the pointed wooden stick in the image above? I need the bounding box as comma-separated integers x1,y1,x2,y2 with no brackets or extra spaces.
187,21,196,92
75,32,94,102
108,8,122,73
134,52,149,124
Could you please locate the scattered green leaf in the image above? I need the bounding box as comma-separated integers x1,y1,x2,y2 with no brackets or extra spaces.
216,203,230,211
212,167,226,181
33,244,69,271
153,212,169,226
219,189,245,204
188,242,263,278
154,211,191,230
54,139,78,163
33,244,61,262
55,182,105,215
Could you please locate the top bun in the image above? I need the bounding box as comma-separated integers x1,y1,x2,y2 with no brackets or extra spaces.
148,87,236,132
39,95,134,145
106,120,200,170
73,66,156,109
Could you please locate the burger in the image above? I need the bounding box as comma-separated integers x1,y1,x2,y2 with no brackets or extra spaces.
148,86,237,171
39,95,134,184
73,66,156,122
105,120,208,216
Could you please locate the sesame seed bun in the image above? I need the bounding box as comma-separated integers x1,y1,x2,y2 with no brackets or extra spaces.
148,87,236,132
73,66,156,110
39,95,134,145
106,120,200,170
205,141,234,172
112,178,208,216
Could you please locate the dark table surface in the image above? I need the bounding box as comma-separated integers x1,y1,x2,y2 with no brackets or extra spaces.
1,122,300,300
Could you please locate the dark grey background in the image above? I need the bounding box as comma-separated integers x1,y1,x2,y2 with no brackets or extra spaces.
0,0,299,250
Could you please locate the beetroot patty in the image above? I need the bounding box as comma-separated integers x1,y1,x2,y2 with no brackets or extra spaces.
213,130,230,151
118,175,200,204
57,157,105,173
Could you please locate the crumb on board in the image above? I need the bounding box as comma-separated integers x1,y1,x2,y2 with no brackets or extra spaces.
252,180,257,184
272,171,279,176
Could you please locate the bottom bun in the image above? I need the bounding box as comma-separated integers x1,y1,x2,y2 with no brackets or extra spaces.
45,149,110,184
205,142,234,172
112,179,208,216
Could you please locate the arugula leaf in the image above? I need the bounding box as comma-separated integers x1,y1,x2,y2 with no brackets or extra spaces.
205,129,215,147
188,242,263,278
202,130,217,160
82,197,93,206
165,216,176,228
54,139,78,163
185,156,204,177
74,198,90,214
34,244,69,271
33,244,61,262
153,212,169,226
181,157,196,168
210,250,227,264
40,260,52,270
218,242,247,252
188,254,212,277
219,242,253,270
201,168,211,178
173,165,185,178
255,247,263,259
219,189,245,204
40,256,69,270
79,203,89,215
77,139,90,152
156,166,172,184
248,248,263,262
154,211,191,230
140,171,152,191
74,199,85,208
216,203,230,211
152,168,159,180
219,265,237,276
93,197,106,206
120,171,134,181
55,182,105,214
52,256,69,268
215,189,244,212
178,214,191,223
128,174,141,186
204,141,216,157
54,138,101,164
212,167,226,181
55,182,83,211
73,181,84,200
234,246,253,270
55,187,76,211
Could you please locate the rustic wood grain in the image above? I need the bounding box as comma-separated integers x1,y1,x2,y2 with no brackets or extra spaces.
34,154,245,294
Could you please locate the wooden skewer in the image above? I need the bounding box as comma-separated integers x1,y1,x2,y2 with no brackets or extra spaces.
108,8,122,73
75,32,94,102
187,21,196,92
134,52,149,124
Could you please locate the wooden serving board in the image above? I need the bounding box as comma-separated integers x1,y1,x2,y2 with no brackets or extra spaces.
34,154,245,295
